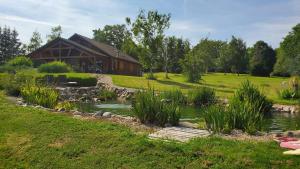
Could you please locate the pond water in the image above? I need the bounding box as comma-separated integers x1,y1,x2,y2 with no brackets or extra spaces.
92,102,300,133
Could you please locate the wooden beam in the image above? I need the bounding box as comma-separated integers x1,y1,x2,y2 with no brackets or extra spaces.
33,56,96,60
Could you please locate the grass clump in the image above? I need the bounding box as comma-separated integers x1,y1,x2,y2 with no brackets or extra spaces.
2,73,35,96
132,88,181,126
235,80,272,115
55,101,76,111
160,89,187,105
21,85,59,108
187,87,216,107
278,76,299,100
38,61,73,73
204,105,227,133
98,89,117,101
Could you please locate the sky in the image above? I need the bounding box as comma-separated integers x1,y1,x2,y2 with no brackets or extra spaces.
0,0,299,48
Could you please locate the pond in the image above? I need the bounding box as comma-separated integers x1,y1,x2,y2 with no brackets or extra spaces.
79,102,300,133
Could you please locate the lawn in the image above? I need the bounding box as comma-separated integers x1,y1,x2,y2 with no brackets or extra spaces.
0,92,300,168
111,72,298,105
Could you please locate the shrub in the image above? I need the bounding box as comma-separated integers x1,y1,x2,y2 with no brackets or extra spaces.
3,73,35,96
160,89,187,105
38,61,73,73
235,80,272,115
132,88,181,126
55,101,76,111
21,85,59,108
187,87,216,107
98,89,117,101
227,98,264,134
7,56,33,68
203,105,227,133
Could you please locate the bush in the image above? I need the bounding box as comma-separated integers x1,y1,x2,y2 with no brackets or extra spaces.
98,89,117,101
38,61,73,73
160,89,186,105
227,98,264,134
21,85,59,108
3,73,35,96
132,88,181,127
55,101,76,111
235,80,272,115
187,87,216,106
203,105,227,133
7,56,33,68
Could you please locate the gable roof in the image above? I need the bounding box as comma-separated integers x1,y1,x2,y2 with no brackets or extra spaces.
69,33,140,64
28,37,108,58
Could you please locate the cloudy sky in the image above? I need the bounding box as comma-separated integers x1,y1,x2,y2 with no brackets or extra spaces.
0,0,299,48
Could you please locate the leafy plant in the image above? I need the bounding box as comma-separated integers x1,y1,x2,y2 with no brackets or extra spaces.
160,89,186,105
21,85,59,108
3,73,35,96
55,101,76,111
132,88,181,126
98,89,117,101
38,61,73,73
187,87,216,107
7,56,33,68
227,98,263,134
234,80,272,115
279,76,300,100
203,105,227,133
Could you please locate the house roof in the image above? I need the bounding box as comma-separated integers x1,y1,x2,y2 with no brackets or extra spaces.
29,37,108,58
69,33,140,64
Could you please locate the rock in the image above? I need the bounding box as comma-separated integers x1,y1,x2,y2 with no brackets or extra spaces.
93,111,103,118
22,103,27,107
73,111,82,115
102,112,112,118
58,107,65,112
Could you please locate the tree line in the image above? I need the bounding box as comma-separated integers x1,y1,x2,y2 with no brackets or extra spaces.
0,10,299,81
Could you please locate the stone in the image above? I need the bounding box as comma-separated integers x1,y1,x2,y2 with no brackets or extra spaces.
93,111,103,118
102,112,112,118
58,108,66,112
73,111,82,115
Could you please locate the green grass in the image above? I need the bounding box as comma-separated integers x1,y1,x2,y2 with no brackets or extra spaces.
111,72,297,105
1,92,300,168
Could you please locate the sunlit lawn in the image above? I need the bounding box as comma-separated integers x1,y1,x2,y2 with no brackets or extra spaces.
110,72,297,105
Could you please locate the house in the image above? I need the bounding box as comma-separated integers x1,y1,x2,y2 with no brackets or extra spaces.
28,33,141,76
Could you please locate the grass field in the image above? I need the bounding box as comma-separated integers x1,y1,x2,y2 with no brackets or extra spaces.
111,72,299,105
1,92,300,168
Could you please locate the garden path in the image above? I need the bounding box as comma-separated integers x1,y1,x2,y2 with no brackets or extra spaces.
149,127,210,142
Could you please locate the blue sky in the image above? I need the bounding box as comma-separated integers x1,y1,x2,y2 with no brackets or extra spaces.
0,0,299,48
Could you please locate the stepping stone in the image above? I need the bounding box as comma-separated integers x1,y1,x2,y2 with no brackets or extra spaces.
149,127,210,142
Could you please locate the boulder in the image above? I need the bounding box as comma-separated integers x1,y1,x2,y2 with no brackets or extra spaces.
102,112,112,118
93,111,103,118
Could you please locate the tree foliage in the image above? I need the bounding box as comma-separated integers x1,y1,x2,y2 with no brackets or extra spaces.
0,26,24,64
249,41,276,76
93,24,130,50
273,23,300,76
127,10,171,77
181,50,204,83
27,30,43,53
46,25,62,42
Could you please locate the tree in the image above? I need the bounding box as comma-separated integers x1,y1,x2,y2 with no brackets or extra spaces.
160,38,170,78
93,24,130,50
273,23,300,76
27,30,43,53
249,41,276,76
181,50,204,83
0,26,23,64
193,38,225,72
227,36,248,75
126,10,171,78
46,25,62,42
121,38,140,60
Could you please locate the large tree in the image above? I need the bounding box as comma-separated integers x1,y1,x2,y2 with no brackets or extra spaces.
0,26,23,64
126,10,171,78
27,30,43,53
93,24,130,50
181,50,205,83
273,23,300,76
249,41,276,76
46,25,62,42
193,38,225,72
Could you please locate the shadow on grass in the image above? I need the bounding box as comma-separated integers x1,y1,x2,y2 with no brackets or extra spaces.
156,79,194,89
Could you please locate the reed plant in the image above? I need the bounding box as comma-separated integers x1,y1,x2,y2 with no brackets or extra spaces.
203,105,227,133
160,89,187,105
187,87,216,107
21,85,59,108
